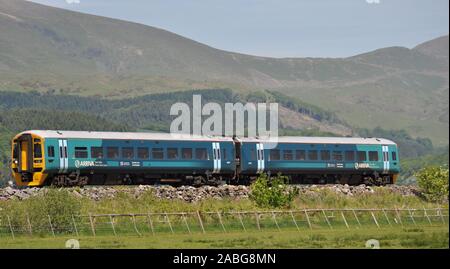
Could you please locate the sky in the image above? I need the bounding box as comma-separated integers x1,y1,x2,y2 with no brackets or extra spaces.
29,0,449,58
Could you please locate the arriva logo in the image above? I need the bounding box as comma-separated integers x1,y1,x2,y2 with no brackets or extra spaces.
74,160,95,168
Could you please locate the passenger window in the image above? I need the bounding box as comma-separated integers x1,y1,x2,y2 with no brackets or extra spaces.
308,150,318,160
357,151,367,161
33,143,42,158
369,151,379,161
137,147,149,159
195,148,208,160
47,146,55,158
283,150,293,160
182,148,193,160
344,151,354,161
296,150,306,160
332,151,343,161
392,152,397,161
122,147,134,159
91,147,103,159
320,150,330,161
250,149,256,160
167,148,178,159
270,149,280,161
152,148,164,159
107,147,119,159
75,147,88,158
221,148,227,160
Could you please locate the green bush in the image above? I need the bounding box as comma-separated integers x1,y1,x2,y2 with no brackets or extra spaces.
249,173,298,208
415,166,449,202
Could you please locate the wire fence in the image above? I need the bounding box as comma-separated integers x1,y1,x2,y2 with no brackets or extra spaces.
0,208,448,239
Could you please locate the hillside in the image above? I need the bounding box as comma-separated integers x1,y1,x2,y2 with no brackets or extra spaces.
0,0,448,145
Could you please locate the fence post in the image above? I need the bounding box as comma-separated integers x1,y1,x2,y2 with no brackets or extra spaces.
340,211,349,229
89,213,96,236
237,212,246,232
216,211,226,233
382,209,392,227
289,211,300,231
370,211,380,228
72,214,79,237
109,215,117,236
422,207,432,225
26,213,32,236
183,213,191,234
272,211,280,231
47,215,55,237
147,213,155,235
196,211,205,234
438,208,446,224
352,209,362,228
7,215,15,240
322,210,333,230
395,208,403,227
304,210,312,230
408,209,417,226
255,213,261,231
132,214,142,236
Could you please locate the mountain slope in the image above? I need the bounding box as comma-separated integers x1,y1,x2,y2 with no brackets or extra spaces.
0,0,448,145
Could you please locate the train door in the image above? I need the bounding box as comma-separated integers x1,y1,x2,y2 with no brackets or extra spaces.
58,139,69,174
212,142,221,174
256,143,265,174
17,134,32,174
382,145,390,174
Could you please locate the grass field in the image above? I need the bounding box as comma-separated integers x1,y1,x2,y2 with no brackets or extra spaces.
0,225,447,249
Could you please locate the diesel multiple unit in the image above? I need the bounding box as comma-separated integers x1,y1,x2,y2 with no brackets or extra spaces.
11,130,400,187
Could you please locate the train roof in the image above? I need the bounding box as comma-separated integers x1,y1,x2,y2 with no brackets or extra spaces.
18,130,234,142
236,136,397,145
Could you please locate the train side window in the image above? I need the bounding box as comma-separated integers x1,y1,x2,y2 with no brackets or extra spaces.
308,150,318,160
283,150,293,160
195,148,208,160
270,149,280,161
250,149,256,160
357,151,366,161
221,148,227,160
369,151,379,161
33,143,42,158
332,151,343,161
122,147,134,159
91,147,103,159
320,150,330,161
137,147,149,159
75,147,88,158
47,146,55,158
107,147,119,159
344,151,354,161
182,148,193,160
392,151,397,161
152,148,164,159
167,148,178,159
296,150,306,160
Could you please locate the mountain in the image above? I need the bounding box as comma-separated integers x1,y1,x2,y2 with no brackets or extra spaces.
0,0,448,145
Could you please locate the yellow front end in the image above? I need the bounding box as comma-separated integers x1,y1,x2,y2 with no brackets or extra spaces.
11,132,48,187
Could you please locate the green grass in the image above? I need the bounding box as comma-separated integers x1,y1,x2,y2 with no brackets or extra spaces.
0,226,447,249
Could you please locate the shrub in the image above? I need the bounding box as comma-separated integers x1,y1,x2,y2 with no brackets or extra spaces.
415,166,449,202
249,173,297,208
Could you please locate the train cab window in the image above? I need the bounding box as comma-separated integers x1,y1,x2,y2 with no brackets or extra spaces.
320,150,330,161
392,152,397,161
167,148,178,159
33,143,42,158
270,149,280,161
137,147,149,159
332,151,343,161
75,147,88,158
13,144,19,160
152,148,164,159
122,147,134,159
195,148,208,160
182,148,193,160
91,147,103,159
369,151,379,161
308,150,318,160
357,151,367,161
296,150,306,160
344,151,355,161
283,150,293,160
107,147,119,159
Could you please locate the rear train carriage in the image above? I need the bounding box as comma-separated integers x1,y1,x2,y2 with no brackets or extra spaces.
11,130,235,187
236,137,399,185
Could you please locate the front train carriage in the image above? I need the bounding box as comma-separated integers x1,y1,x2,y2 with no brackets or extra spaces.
237,137,399,185
11,130,236,187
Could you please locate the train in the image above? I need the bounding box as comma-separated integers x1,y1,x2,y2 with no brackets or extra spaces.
11,130,400,187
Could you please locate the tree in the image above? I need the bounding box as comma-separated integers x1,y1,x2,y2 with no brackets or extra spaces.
415,166,449,202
